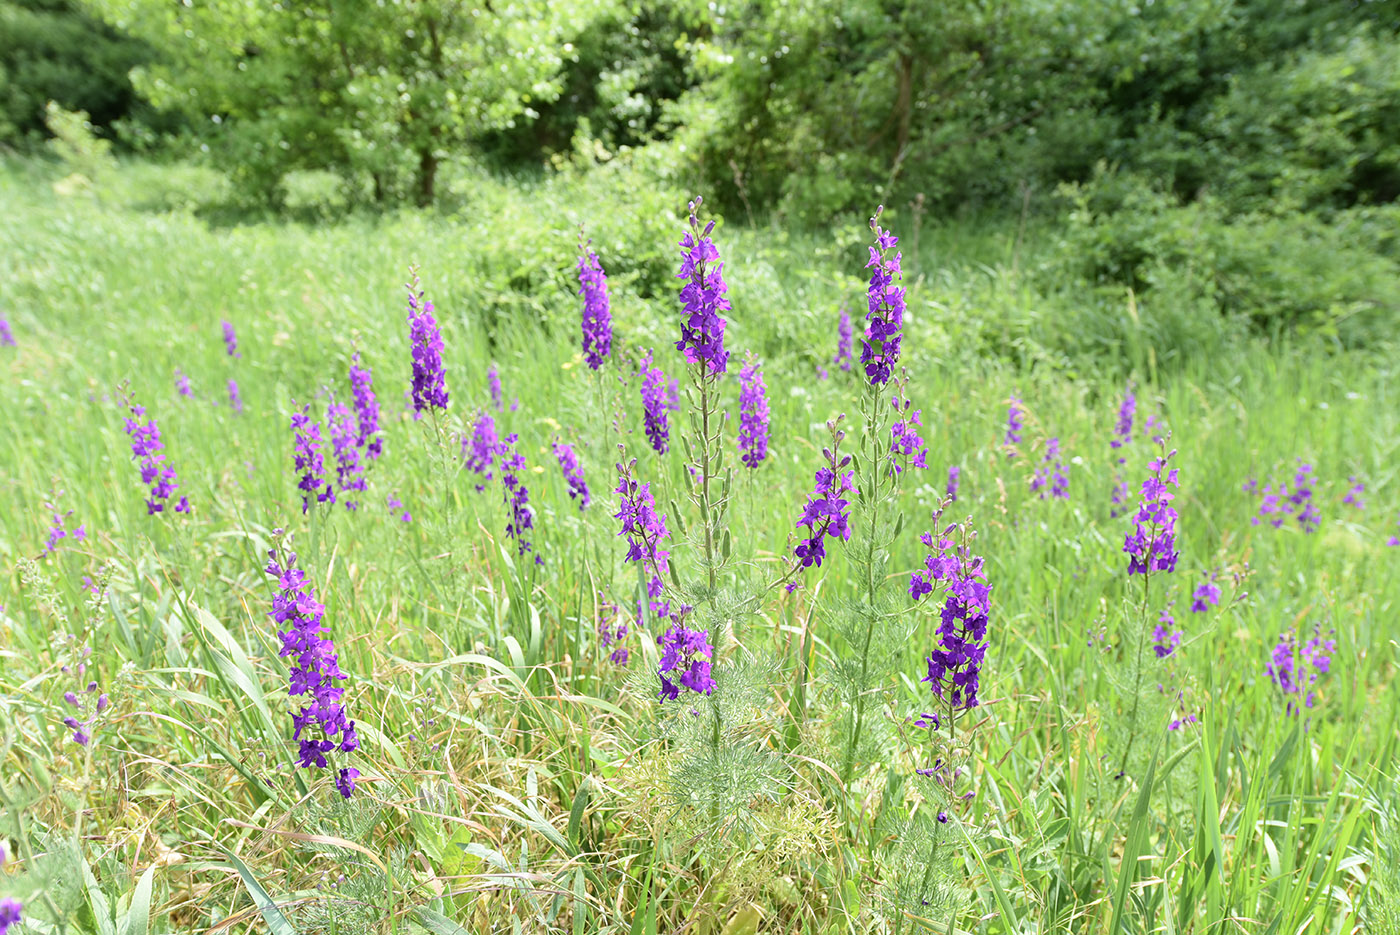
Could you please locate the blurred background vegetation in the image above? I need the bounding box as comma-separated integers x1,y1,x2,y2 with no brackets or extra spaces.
3,0,1399,344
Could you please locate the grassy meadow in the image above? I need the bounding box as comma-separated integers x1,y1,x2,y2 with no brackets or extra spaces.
1,158,1399,934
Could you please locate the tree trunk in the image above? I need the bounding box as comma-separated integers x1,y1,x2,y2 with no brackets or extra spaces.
417,148,437,207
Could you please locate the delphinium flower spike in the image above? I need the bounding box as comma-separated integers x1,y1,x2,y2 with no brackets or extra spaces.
122,396,190,515
553,439,590,509
227,379,243,414
888,382,929,474
577,231,613,369
861,206,904,386
348,353,382,459
1342,476,1364,510
910,515,992,719
1267,624,1336,718
174,369,193,398
221,319,240,358
1151,604,1180,658
675,196,730,374
291,402,335,513
461,411,500,491
406,270,449,413
1029,436,1069,500
834,306,853,373
266,535,359,797
0,319,15,347
614,457,672,616
1190,574,1221,613
61,664,108,745
596,594,630,666
327,398,367,510
1004,395,1023,456
639,349,677,456
488,363,503,412
0,895,20,934
499,433,539,562
737,352,771,469
946,465,960,502
657,609,715,701
1124,445,1179,576
792,417,855,574
43,488,86,554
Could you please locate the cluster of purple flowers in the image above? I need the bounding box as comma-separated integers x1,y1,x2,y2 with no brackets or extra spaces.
577,236,613,369
1248,460,1320,532
614,459,671,615
596,594,630,666
462,412,500,491
834,307,853,372
228,379,244,414
387,493,412,523
675,197,730,374
44,490,86,554
1109,386,1135,515
499,433,538,562
639,350,677,455
267,543,360,797
1266,624,1336,717
0,319,14,347
1342,476,1364,510
291,403,335,513
861,208,904,386
888,389,929,473
349,353,382,459
793,427,854,571
737,353,771,469
1004,396,1024,455
909,521,992,712
327,399,367,510
1191,575,1221,613
123,400,190,515
553,440,590,509
658,615,715,701
222,319,240,358
1124,449,1180,576
1029,436,1069,500
61,675,108,746
947,465,960,502
488,363,503,412
1152,604,1181,658
175,368,193,398
407,274,449,413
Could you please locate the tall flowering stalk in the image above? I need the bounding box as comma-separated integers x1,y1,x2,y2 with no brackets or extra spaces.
291,403,335,513
328,399,367,510
792,422,855,572
614,458,672,617
1030,436,1069,500
861,208,905,386
406,272,449,414
834,306,853,372
553,439,590,509
1109,385,1136,515
122,398,189,515
1004,395,1024,456
266,538,360,797
348,353,382,459
639,350,677,455
577,231,613,369
488,363,503,412
737,353,771,469
222,320,240,358
462,411,500,491
499,433,538,562
676,196,730,374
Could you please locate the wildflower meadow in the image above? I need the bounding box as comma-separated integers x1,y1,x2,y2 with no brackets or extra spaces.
1,153,1398,935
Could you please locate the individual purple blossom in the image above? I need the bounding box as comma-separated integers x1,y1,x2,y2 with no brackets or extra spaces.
266,541,359,797
1191,576,1221,613
1029,437,1069,500
1124,447,1179,576
0,319,14,347
910,518,991,712
1152,604,1180,658
0,897,21,934
888,388,929,473
174,369,193,398
834,307,853,372
947,465,960,502
291,403,335,513
639,349,677,456
122,399,190,516
1342,476,1364,510
348,353,382,459
793,423,854,570
327,399,367,510
657,615,715,701
675,196,730,374
554,439,590,509
406,272,449,413
861,206,904,386
499,433,539,563
737,353,771,469
228,379,244,414
615,459,671,615
1267,624,1336,717
488,363,503,412
221,320,240,358
1004,396,1023,455
577,234,613,369
462,412,500,491
596,594,630,666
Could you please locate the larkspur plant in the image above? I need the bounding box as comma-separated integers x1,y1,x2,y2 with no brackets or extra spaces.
291,402,334,513
0,318,14,347
834,306,853,373
1249,459,1321,532
122,396,189,515
596,595,630,666
675,196,730,374
348,353,382,459
327,398,367,510
1110,385,1135,514
406,271,448,414
657,614,716,700
498,433,539,562
1343,475,1364,510
461,411,499,490
792,420,854,573
1030,436,1070,500
266,536,359,797
1191,575,1221,613
737,352,770,469
60,671,108,746
43,488,85,554
221,319,240,357
614,457,671,615
861,206,904,385
487,363,503,412
638,349,676,456
174,368,193,398
553,439,590,509
577,231,613,369
227,379,243,414
1005,395,1024,455
1152,604,1181,658
1267,624,1336,718
910,515,992,719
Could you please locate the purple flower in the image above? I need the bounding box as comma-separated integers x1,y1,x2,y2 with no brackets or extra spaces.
554,439,590,509
860,207,904,386
387,493,412,523
1190,578,1221,613
267,543,358,797
615,459,671,615
123,400,190,516
1267,624,1336,716
1123,447,1179,576
793,425,855,570
658,616,715,701
675,197,730,374
461,412,500,491
349,353,382,460
911,520,991,712
577,235,613,369
1152,605,1180,658
0,319,15,347
639,349,677,456
1029,436,1069,500
1005,396,1024,455
1389,512,1399,546
175,368,193,398
1251,459,1320,532
44,491,85,554
227,379,244,414
488,363,503,412
499,433,538,562
0,897,21,934
834,307,853,372
737,353,771,469
596,594,630,666
1145,413,1167,445
1111,386,1135,450
291,403,335,513
327,399,367,510
888,389,929,473
947,465,961,503
406,273,449,413
221,320,240,358
1342,475,1364,510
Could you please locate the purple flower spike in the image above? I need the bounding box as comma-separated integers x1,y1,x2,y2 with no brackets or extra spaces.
860,206,904,386
946,465,960,502
499,434,538,562
1111,386,1135,451
1004,396,1024,455
488,363,503,412
1342,476,1364,510
553,439,590,509
349,353,382,460
1190,576,1221,613
0,319,15,347
737,353,771,469
793,427,855,570
639,349,677,456
1152,604,1181,658
658,614,715,701
1030,437,1069,500
577,234,613,370
1124,447,1180,576
596,594,630,666
888,389,929,474
221,320,240,358
911,520,991,712
328,399,367,510
175,369,193,398
1267,624,1336,717
834,307,853,372
123,399,189,516
675,197,730,374
462,412,500,491
291,403,335,513
615,459,671,616
227,379,244,414
406,272,449,413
